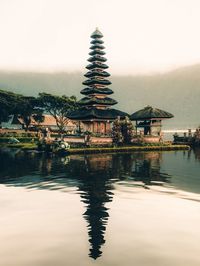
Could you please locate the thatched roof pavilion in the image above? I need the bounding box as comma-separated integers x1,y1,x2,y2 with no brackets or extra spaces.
131,106,173,120
130,106,173,136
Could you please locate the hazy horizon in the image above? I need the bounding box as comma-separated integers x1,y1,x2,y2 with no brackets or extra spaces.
1,63,200,130
0,61,199,76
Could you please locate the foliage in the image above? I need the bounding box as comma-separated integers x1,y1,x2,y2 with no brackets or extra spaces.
38,93,79,132
121,116,134,143
0,89,79,133
6,143,37,150
16,96,43,131
84,131,92,135
32,113,45,126
0,90,21,123
0,137,38,143
112,116,134,145
0,131,37,137
112,117,123,145
0,89,43,131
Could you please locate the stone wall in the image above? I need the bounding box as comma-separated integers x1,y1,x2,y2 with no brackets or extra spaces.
64,136,113,145
132,136,160,144
90,136,113,145
63,136,85,143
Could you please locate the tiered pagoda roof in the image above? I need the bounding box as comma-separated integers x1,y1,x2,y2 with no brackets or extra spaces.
81,87,113,95
79,96,117,106
68,107,127,120
68,28,127,120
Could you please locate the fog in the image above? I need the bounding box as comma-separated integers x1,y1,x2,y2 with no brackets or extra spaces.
1,64,200,129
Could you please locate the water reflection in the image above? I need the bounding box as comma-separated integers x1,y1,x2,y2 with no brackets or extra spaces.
130,152,170,186
193,148,200,161
1,148,200,260
79,156,113,259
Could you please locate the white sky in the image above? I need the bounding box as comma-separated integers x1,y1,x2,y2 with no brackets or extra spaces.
1,0,200,74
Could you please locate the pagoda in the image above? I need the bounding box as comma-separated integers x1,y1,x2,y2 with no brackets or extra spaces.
68,28,127,135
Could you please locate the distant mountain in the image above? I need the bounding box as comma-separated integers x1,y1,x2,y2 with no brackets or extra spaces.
0,64,200,129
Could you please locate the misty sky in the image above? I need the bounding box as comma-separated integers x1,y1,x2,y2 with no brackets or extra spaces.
1,0,200,74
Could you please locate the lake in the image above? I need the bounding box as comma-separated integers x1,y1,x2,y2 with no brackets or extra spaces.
0,148,200,266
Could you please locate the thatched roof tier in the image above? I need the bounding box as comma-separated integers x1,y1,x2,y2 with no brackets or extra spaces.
131,106,174,120
84,70,110,78
88,55,107,62
80,87,113,95
67,108,128,120
79,97,117,106
82,78,111,86
89,50,105,56
86,62,108,70
91,28,103,39
90,44,105,50
90,39,104,44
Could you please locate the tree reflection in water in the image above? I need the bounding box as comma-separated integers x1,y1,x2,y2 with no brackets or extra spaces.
0,148,175,260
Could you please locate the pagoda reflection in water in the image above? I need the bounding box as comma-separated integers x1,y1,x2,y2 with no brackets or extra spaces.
78,155,114,259
0,149,173,259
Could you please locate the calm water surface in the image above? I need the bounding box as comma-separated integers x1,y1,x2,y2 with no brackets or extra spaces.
0,148,200,266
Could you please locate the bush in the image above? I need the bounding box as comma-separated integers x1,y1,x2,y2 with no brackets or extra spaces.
0,137,38,143
0,132,37,138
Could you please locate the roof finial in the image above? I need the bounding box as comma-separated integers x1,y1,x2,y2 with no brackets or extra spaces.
91,27,103,38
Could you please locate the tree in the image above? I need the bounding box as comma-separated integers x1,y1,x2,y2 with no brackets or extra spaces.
112,117,123,145
16,96,43,131
0,90,21,123
38,93,78,133
112,116,134,145
0,94,10,123
32,113,45,127
121,116,134,144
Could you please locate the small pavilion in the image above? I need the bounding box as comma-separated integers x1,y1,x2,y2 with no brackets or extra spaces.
130,106,173,138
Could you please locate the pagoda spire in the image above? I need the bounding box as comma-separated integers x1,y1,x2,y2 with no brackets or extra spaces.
67,28,128,135
79,27,117,108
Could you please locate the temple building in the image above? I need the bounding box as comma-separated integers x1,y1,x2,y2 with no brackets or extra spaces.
130,106,173,142
68,28,127,135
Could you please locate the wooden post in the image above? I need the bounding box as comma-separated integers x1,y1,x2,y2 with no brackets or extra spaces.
93,121,95,133
136,121,138,135
149,120,152,135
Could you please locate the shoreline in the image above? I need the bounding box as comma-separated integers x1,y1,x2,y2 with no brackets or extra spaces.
67,145,190,154
0,143,190,154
